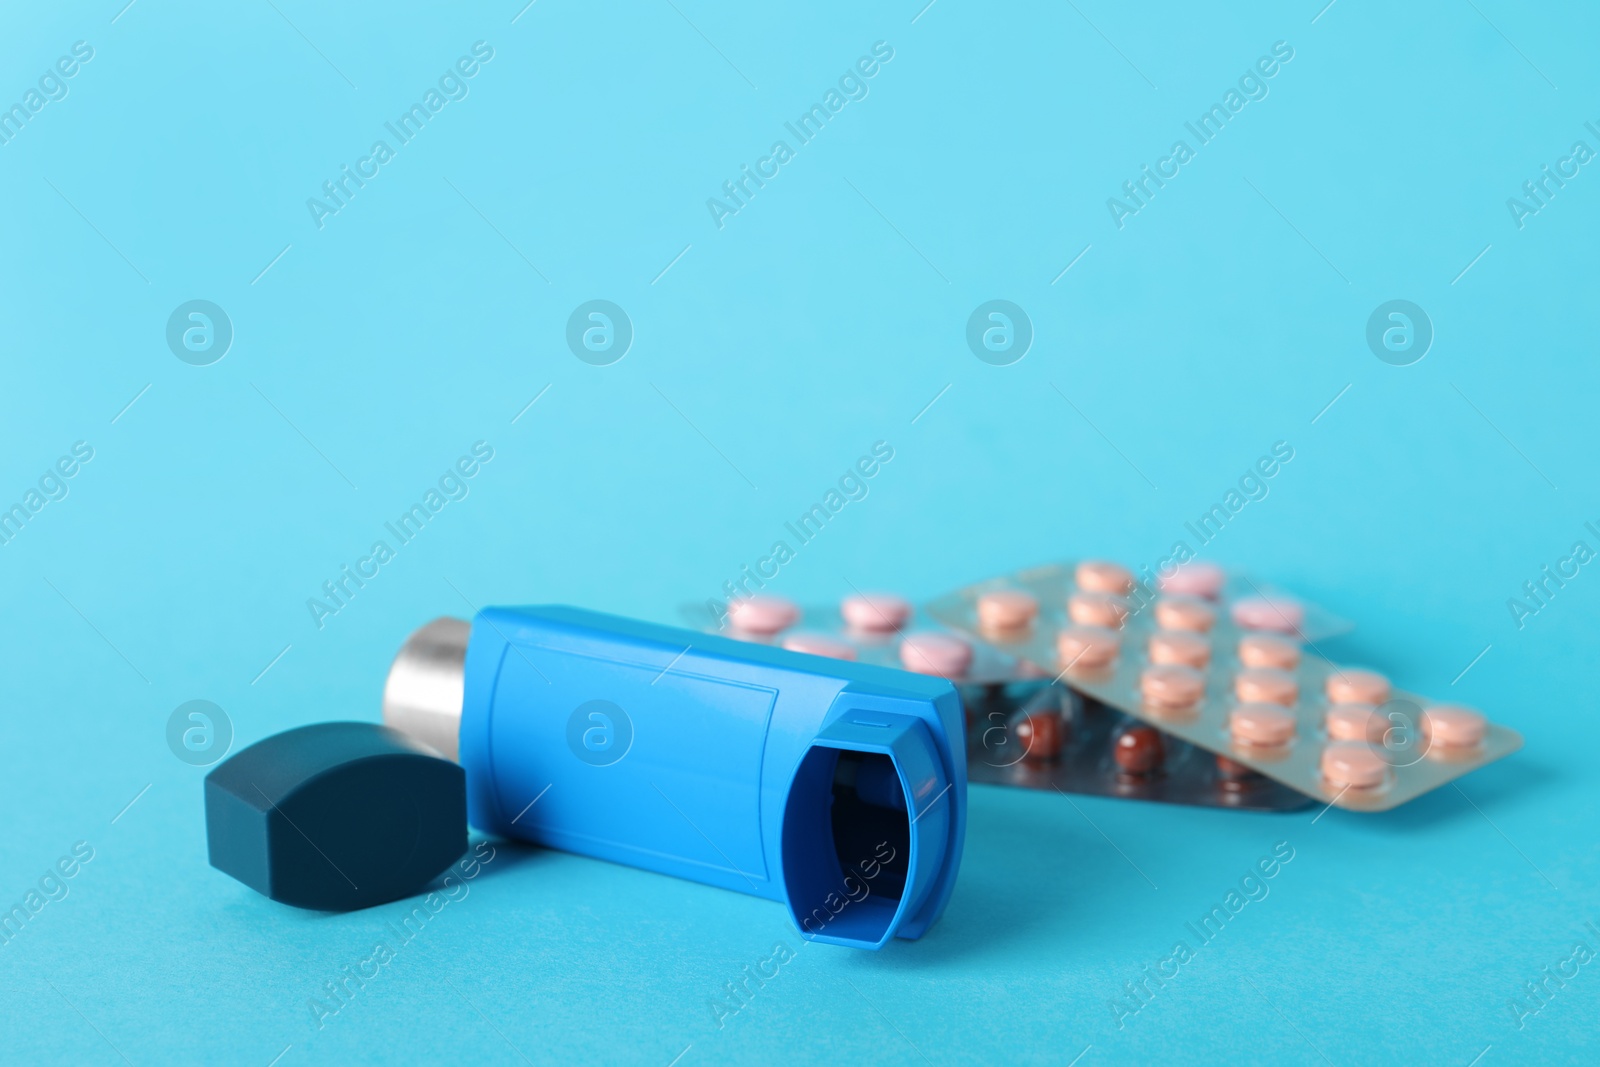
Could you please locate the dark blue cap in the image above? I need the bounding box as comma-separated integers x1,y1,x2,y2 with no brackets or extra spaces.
205,722,467,910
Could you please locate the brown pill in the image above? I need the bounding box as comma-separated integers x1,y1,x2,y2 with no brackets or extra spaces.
1014,712,1063,761
1234,668,1298,707
1324,703,1381,742
1114,727,1165,775
1057,625,1121,670
1154,595,1217,633
1422,705,1488,748
978,590,1038,633
1320,742,1388,789
1325,669,1391,706
1237,634,1301,671
1229,703,1297,746
1068,592,1129,630
1076,560,1135,596
1148,630,1210,669
1140,664,1205,709
1214,755,1256,780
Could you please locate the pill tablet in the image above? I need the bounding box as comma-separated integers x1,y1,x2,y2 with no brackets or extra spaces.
899,632,973,678
1422,705,1488,748
1158,561,1225,599
840,593,912,633
1057,625,1121,670
1215,755,1256,780
727,595,799,635
1325,669,1391,706
1014,712,1063,761
1076,560,1135,596
1114,726,1165,774
1140,664,1205,709
1320,743,1388,789
1234,668,1298,707
1068,592,1129,630
1237,634,1300,671
1148,630,1210,669
1229,703,1296,746
978,590,1038,633
1231,596,1305,634
781,633,858,660
1154,595,1217,633
1324,703,1381,742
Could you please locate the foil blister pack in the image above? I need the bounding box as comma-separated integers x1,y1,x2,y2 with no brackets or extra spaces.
964,683,1315,812
927,560,1523,812
679,593,1042,686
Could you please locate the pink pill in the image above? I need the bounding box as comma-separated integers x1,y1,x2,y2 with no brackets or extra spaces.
1140,665,1205,709
898,632,973,678
1229,703,1297,746
1158,561,1225,599
977,590,1038,633
1076,560,1135,596
1324,703,1382,742
1234,668,1298,707
1148,630,1210,669
781,633,858,660
1238,634,1301,671
1320,742,1388,789
840,593,912,632
1231,596,1305,634
727,595,799,635
1068,592,1129,630
1423,705,1488,748
1057,625,1121,670
1325,669,1391,706
1155,595,1217,633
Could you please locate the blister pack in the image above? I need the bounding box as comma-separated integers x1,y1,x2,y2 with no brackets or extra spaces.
927,561,1522,812
681,593,1042,685
966,683,1314,812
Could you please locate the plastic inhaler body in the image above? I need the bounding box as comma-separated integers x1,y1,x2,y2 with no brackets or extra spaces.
458,605,966,949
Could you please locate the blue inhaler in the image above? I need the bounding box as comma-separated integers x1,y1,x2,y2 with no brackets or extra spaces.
381,606,966,949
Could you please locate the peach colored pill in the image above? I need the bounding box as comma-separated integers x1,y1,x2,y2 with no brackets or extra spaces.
899,632,973,678
840,593,912,632
1076,559,1134,596
1140,664,1205,709
1320,742,1388,789
1234,668,1298,706
1057,625,1121,670
978,590,1038,633
727,595,799,635
1229,703,1297,746
1238,634,1301,671
1155,595,1217,633
1148,630,1210,669
1068,592,1128,629
781,633,858,660
1423,705,1488,747
1324,703,1381,742
1325,669,1391,706
1231,596,1305,634
1158,561,1225,599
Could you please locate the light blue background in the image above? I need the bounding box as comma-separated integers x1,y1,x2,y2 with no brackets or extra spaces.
1,1,1596,1063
